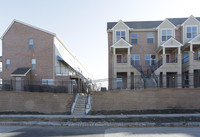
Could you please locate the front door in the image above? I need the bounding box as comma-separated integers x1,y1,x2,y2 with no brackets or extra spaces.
166,55,170,63
16,77,21,91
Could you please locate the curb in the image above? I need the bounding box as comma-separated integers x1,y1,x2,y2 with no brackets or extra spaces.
0,121,200,127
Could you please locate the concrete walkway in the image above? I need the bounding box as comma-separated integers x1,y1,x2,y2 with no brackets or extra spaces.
1,113,200,118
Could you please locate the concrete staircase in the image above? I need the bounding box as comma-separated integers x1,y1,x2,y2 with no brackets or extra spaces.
144,78,157,89
72,94,87,115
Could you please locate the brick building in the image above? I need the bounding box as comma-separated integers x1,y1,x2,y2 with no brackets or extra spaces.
107,15,200,90
1,20,93,92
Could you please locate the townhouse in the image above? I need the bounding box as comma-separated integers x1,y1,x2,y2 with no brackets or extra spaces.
0,20,93,92
107,15,200,90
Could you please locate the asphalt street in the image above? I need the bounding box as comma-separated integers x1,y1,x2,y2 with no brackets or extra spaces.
1,126,200,137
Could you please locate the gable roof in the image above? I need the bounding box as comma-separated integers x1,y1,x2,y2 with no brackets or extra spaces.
111,38,132,48
1,19,56,39
161,37,183,47
107,17,200,30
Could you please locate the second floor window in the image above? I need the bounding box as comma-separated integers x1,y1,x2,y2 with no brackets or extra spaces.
131,54,140,66
131,33,138,44
6,59,10,69
186,26,197,39
116,31,125,42
29,39,33,50
32,59,36,69
147,33,154,44
162,29,172,41
145,54,156,66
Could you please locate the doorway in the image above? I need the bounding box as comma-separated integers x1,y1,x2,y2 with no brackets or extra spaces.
16,77,22,91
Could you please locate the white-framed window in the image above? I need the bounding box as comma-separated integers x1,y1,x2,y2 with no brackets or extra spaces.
145,54,156,66
6,59,10,69
32,59,36,69
116,30,125,42
29,39,33,50
186,26,197,39
131,54,140,66
161,29,172,41
131,33,138,44
147,32,154,44
42,79,54,85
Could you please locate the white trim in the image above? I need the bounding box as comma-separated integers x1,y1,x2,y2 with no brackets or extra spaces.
188,33,200,44
1,19,55,40
10,68,31,77
181,15,199,26
111,20,130,30
111,38,132,48
185,25,198,40
161,37,183,47
156,19,176,29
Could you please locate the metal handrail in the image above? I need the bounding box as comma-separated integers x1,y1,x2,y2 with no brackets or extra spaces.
151,58,163,72
182,56,189,64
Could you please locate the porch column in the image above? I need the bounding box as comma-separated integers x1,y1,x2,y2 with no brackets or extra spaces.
189,43,194,88
189,69,194,88
112,72,117,90
162,71,167,88
113,47,116,55
127,72,131,89
162,47,166,65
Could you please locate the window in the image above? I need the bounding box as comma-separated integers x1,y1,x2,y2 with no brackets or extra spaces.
162,29,172,41
29,39,33,50
147,33,154,44
116,31,125,41
117,55,127,63
186,26,197,38
42,79,54,85
32,59,36,69
131,54,140,66
6,59,10,69
145,54,156,66
131,33,138,44
198,51,200,60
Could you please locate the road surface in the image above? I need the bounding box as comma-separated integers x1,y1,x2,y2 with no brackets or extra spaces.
0,126,200,137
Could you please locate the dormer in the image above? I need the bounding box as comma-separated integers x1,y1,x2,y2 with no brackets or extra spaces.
181,15,200,45
111,20,130,44
156,19,176,46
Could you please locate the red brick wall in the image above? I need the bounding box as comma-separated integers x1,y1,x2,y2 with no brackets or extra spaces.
91,88,200,111
2,22,54,81
0,91,74,114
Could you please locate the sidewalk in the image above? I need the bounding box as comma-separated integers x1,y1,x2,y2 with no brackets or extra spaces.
0,114,200,127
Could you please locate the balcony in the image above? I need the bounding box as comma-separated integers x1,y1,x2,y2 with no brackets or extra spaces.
117,56,127,63
166,57,177,63
194,53,200,60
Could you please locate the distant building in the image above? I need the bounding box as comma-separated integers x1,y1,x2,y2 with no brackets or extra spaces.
107,15,200,90
1,20,93,92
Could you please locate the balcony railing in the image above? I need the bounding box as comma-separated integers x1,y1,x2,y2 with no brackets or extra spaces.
55,66,68,76
117,57,127,63
194,53,200,60
166,57,177,63
182,56,189,64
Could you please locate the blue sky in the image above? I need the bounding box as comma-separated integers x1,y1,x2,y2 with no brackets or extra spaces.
0,0,200,80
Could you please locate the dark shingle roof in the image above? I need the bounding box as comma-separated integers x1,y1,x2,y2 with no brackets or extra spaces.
107,17,200,30
11,67,31,75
